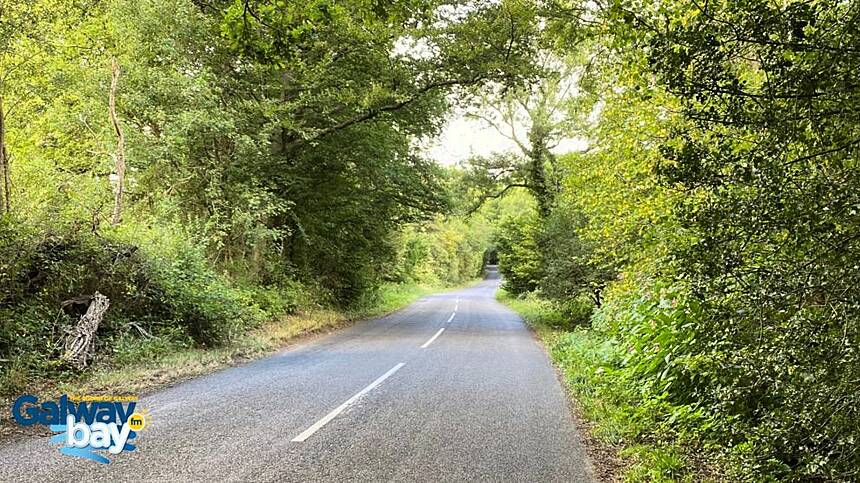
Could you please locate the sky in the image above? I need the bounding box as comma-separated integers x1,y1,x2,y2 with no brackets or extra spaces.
421,109,590,166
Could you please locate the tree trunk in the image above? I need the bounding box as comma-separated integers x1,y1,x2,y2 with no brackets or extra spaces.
109,58,126,225
528,128,553,218
0,95,11,214
592,287,602,308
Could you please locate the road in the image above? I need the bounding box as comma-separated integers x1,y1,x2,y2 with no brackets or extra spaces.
0,268,595,482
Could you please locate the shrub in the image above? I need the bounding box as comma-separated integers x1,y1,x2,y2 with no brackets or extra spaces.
496,213,544,295
0,218,271,394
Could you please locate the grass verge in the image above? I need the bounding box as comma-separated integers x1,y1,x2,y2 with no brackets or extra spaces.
497,289,701,483
0,281,465,442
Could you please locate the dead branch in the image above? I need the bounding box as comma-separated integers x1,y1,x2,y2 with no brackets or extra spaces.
62,292,110,369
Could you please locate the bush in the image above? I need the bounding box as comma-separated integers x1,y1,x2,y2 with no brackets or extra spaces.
524,281,715,481
539,206,615,307
0,218,270,394
496,213,544,295
494,207,613,308
557,296,595,328
498,290,591,331
584,266,860,480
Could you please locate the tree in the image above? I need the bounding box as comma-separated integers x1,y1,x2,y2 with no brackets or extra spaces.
562,0,860,477
539,204,614,307
108,58,126,225
463,52,591,217
647,2,860,476
0,0,54,214
495,211,543,294
196,0,543,295
216,0,541,152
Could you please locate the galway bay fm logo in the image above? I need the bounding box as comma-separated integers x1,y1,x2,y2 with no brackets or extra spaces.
12,394,148,464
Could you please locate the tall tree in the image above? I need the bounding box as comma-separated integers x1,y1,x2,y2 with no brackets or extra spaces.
463,53,591,217
202,0,543,294
0,0,50,213
108,57,126,225
0,95,9,213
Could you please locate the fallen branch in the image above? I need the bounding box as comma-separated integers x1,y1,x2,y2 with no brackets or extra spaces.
62,292,110,369
125,321,153,339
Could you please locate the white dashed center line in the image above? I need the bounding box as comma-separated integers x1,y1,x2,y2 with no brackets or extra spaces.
421,328,446,348
291,362,406,442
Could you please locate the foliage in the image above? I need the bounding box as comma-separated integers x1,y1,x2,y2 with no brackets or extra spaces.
0,217,276,394
498,289,703,482
392,214,489,286
558,87,684,271
492,191,612,311
460,52,594,217
0,217,276,356
495,211,544,294
491,1,860,479
3,1,858,480
600,1,860,478
539,203,615,307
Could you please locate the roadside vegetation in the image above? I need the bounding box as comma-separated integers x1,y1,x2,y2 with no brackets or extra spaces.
500,290,706,482
483,1,860,481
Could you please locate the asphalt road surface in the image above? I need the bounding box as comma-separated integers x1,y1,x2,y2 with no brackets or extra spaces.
0,267,595,482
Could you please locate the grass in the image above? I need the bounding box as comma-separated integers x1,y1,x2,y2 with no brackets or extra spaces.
349,282,442,319
497,289,701,483
0,280,468,441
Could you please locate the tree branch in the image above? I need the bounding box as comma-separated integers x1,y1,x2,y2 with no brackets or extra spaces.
283,76,484,152
465,182,532,216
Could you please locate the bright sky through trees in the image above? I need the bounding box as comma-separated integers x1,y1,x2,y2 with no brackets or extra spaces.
423,109,589,165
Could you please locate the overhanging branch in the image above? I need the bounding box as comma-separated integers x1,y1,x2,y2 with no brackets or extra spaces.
283,76,485,152
466,182,532,216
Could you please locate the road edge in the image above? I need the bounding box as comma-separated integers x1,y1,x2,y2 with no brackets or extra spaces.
496,289,624,483
0,280,481,444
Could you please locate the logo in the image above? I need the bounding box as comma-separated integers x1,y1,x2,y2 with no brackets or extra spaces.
11,394,148,464
127,412,146,431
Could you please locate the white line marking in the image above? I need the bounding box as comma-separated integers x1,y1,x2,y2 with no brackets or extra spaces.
291,362,406,442
447,312,456,323
421,328,445,348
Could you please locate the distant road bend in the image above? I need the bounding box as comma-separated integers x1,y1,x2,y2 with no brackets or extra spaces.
0,266,596,482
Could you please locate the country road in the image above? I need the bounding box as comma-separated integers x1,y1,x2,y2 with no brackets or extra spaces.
0,268,595,482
